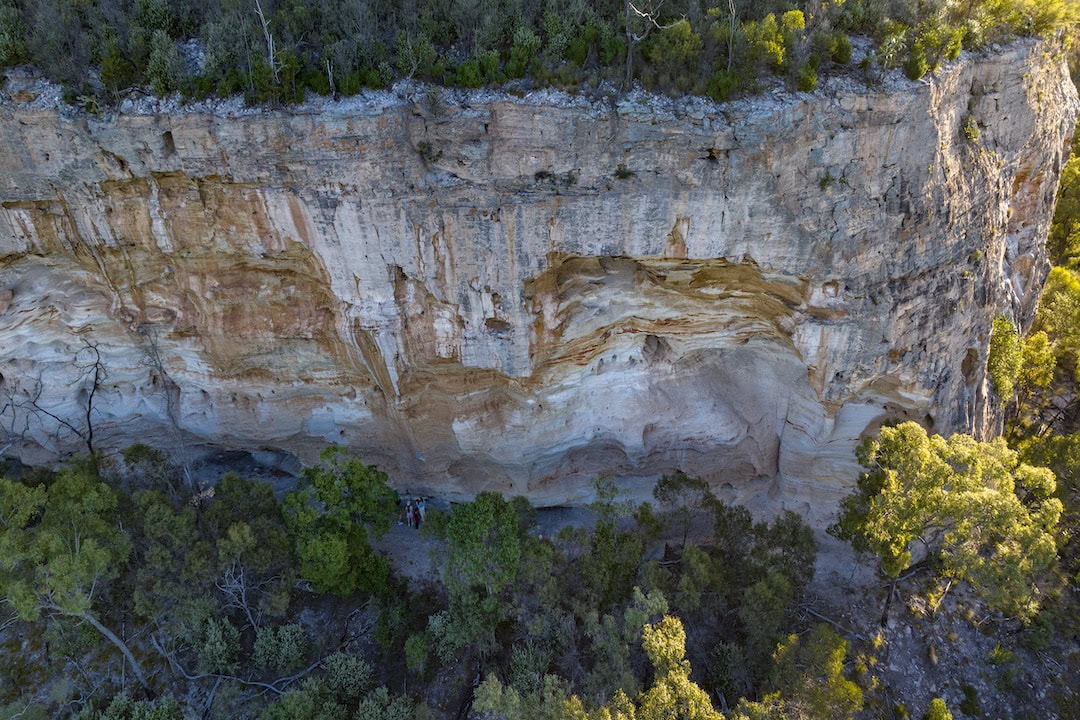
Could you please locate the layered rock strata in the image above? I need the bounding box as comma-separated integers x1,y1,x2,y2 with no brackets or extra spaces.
0,41,1076,521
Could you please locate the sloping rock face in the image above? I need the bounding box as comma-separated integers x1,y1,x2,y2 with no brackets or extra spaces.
0,42,1076,520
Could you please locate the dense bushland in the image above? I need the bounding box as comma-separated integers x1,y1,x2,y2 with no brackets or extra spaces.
0,0,1076,106
0,448,854,718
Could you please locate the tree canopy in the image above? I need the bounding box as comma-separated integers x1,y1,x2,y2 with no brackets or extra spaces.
0,458,149,689
1,0,1076,108
833,421,1062,620
283,447,397,597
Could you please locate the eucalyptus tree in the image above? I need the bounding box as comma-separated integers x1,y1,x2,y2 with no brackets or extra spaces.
833,421,1061,620
0,459,150,691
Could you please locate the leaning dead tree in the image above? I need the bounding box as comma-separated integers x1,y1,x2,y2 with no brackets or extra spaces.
254,0,279,83
624,0,679,87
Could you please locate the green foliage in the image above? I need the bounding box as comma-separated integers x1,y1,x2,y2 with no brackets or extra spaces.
828,31,853,64
768,625,863,719
961,114,981,142
283,449,396,597
197,617,240,673
987,641,1015,665
80,694,183,720
0,460,129,621
706,68,741,101
694,498,817,611
582,609,638,704
637,615,725,720
729,694,787,720
750,510,817,596
746,13,787,72
446,491,522,595
258,680,346,720
322,652,373,703
590,475,635,531
924,697,953,720
579,517,646,610
0,0,27,66
147,30,182,96
404,632,429,675
988,315,1023,398
354,687,413,720
507,24,542,79
705,642,752,707
743,9,811,79
395,31,437,79
1016,430,1080,496
203,473,294,619
833,422,1061,619
126,488,203,623
653,471,712,549
477,613,722,720
643,19,702,91
254,623,307,673
1050,130,1080,268
674,544,718,612
478,49,502,84
711,500,754,580
876,23,909,70
473,673,522,719
418,507,449,540
739,569,794,677
4,0,1077,108
508,639,550,696
1035,267,1080,377
903,40,929,80
453,59,484,88
1020,331,1056,393
958,685,979,716
473,672,572,720
796,61,817,92
202,6,256,84
431,491,529,658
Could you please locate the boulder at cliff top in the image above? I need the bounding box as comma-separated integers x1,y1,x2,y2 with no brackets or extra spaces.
0,41,1076,523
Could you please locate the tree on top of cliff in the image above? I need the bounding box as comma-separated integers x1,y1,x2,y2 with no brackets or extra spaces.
3,0,1077,110
831,421,1062,621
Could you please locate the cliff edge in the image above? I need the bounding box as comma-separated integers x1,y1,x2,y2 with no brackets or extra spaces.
1,41,1076,521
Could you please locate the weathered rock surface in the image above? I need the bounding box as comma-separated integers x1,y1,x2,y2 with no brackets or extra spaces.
0,42,1076,521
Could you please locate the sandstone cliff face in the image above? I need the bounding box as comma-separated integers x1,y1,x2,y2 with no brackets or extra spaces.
0,42,1076,520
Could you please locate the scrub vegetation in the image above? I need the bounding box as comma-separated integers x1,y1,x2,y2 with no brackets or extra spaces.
0,0,1077,107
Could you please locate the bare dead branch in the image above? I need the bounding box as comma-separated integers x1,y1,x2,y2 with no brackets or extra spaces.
1,337,108,458
150,632,333,696
216,563,261,631
254,0,278,82
800,605,868,642
628,0,679,31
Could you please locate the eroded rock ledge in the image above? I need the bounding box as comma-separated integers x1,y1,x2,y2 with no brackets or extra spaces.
1,42,1076,522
